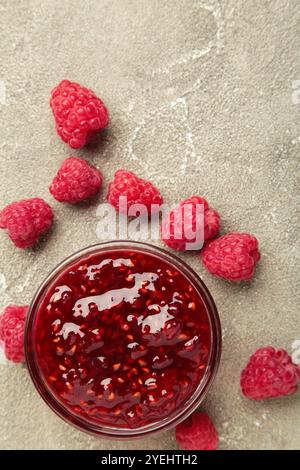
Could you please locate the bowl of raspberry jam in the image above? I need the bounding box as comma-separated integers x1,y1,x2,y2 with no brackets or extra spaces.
25,241,221,438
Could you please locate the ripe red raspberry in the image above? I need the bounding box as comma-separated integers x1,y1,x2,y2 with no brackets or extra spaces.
50,157,103,204
107,169,163,214
201,232,260,281
176,412,218,450
161,196,220,251
241,346,300,400
0,305,29,363
50,80,109,149
0,198,54,249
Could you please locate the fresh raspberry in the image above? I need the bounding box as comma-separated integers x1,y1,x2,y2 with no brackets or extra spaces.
0,198,54,249
241,346,300,400
176,412,218,450
0,305,29,363
161,196,220,251
50,157,103,204
200,232,260,281
107,169,163,214
50,80,109,149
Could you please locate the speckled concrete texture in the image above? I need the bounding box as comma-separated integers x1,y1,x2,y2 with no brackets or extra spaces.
0,0,299,450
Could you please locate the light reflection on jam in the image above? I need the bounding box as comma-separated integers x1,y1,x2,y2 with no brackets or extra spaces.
34,251,211,428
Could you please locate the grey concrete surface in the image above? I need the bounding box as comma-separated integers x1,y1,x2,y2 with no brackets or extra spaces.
0,0,299,450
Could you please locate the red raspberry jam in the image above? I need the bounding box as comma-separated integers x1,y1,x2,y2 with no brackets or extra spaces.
26,242,221,437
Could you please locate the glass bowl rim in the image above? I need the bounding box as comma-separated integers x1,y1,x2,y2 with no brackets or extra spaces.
25,240,222,439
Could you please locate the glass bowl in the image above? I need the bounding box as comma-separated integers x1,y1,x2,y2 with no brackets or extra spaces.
25,241,221,439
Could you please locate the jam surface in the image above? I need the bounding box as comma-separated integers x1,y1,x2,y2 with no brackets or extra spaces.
34,249,211,428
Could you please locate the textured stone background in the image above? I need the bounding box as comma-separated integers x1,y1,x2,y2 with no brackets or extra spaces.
0,0,299,450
